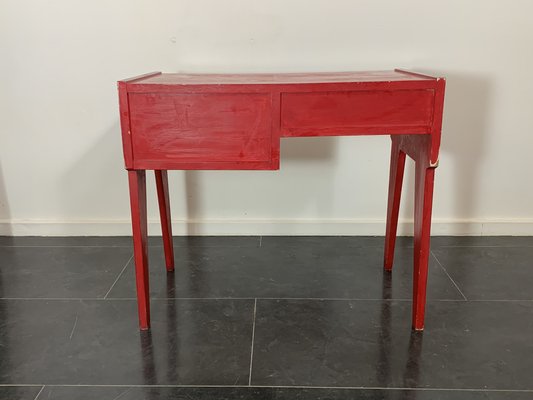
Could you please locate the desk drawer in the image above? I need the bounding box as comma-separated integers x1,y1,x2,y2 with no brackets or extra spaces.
281,90,434,136
129,93,273,167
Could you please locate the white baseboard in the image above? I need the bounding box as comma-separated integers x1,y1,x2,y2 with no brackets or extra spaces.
1,218,533,236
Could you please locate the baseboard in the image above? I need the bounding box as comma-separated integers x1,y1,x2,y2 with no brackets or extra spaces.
1,218,533,236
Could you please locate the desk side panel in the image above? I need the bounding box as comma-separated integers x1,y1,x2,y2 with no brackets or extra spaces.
118,82,134,169
429,78,446,166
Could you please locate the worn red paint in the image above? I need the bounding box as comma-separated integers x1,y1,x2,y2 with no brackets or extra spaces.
118,69,446,331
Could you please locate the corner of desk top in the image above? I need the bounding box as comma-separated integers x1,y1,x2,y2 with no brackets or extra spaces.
117,71,162,88
394,68,445,82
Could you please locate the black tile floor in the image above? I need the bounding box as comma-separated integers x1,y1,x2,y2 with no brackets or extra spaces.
0,236,532,399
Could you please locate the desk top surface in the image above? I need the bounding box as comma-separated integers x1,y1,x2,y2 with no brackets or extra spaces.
126,70,438,86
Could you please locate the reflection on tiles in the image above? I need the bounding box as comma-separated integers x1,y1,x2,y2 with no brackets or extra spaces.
252,299,533,389
0,299,254,385
108,245,463,300
0,235,532,398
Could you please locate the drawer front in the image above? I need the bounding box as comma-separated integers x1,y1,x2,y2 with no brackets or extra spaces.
129,93,272,166
281,90,435,136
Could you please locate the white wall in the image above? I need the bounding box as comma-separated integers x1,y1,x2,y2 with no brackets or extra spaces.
1,0,533,236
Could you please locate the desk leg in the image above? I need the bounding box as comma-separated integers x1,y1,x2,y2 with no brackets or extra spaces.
387,135,436,331
412,162,435,331
155,170,175,272
128,170,150,330
384,138,406,271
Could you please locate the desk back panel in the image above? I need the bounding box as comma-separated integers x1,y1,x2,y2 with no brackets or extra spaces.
119,71,444,170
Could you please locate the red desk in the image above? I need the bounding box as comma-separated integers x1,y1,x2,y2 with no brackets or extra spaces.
118,70,446,331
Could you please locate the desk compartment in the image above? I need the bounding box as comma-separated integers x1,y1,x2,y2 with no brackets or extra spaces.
280,89,435,136
129,93,273,168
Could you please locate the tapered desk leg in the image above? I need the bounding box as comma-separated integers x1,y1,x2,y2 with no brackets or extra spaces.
128,170,150,330
384,134,437,331
412,162,435,331
155,170,175,272
384,138,406,271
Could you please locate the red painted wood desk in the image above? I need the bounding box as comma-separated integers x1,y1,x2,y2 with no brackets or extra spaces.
118,70,446,331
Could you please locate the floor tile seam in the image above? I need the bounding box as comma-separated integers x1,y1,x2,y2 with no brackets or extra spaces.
4,297,533,302
1,384,533,392
248,298,258,386
434,245,533,249
0,245,133,248
2,244,530,249
0,245,269,249
1,239,531,249
259,245,394,249
111,387,133,400
149,245,263,248
32,385,45,400
103,254,134,299
0,297,412,302
430,251,468,301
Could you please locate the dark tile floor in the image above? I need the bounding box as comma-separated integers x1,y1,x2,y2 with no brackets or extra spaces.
1,236,533,399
